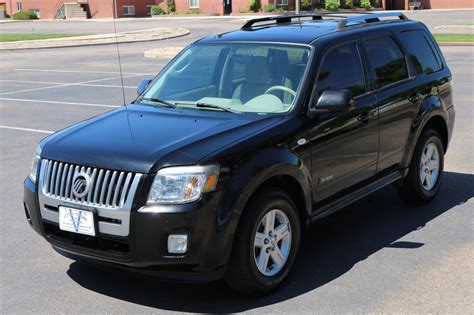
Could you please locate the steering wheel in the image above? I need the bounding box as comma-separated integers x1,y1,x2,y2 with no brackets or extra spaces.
265,86,297,98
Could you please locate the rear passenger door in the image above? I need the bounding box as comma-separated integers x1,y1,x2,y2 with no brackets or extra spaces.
310,41,378,202
361,33,422,172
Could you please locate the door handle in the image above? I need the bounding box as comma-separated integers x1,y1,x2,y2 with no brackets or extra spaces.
357,111,374,123
409,93,423,103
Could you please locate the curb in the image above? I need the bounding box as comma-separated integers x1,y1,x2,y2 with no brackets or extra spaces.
437,42,474,46
0,28,189,50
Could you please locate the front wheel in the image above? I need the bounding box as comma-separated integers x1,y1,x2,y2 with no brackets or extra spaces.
224,190,301,295
396,128,444,205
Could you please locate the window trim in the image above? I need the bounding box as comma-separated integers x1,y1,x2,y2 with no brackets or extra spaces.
276,0,289,6
122,5,135,16
361,33,413,92
16,1,22,11
309,40,369,108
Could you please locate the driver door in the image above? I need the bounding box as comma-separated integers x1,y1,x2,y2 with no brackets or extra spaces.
309,40,379,203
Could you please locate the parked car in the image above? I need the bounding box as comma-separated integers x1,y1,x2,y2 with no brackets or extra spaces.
24,12,455,295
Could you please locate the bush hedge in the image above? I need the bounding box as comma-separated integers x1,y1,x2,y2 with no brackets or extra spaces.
12,11,38,20
151,5,166,15
325,0,339,11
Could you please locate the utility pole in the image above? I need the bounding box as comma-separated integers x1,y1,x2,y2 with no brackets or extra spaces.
295,0,300,13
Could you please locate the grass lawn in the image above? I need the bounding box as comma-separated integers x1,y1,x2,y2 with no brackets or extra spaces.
433,34,474,43
0,33,93,42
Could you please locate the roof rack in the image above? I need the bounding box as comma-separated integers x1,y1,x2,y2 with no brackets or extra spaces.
241,12,409,30
336,12,408,30
241,14,323,29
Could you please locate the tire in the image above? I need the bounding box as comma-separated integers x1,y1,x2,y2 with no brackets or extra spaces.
224,189,301,296
396,128,444,205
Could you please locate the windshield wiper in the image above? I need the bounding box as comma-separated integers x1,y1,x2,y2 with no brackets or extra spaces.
195,102,241,114
140,97,177,109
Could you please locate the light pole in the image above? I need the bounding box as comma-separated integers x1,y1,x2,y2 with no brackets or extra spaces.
295,0,300,13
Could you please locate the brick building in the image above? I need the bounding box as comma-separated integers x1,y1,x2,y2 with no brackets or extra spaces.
0,0,472,18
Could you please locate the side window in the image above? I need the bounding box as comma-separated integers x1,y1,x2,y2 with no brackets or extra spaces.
399,30,442,75
363,36,409,89
315,42,366,98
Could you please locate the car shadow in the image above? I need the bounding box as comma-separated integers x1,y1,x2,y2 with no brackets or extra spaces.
66,171,473,313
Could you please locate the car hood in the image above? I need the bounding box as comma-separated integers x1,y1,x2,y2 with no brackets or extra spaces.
41,105,285,173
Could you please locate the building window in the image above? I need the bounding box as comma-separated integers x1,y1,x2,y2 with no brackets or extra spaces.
276,0,288,6
122,5,135,16
16,1,22,11
30,8,40,17
146,5,152,15
189,0,199,9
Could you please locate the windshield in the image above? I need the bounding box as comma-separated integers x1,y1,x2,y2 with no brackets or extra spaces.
140,43,311,114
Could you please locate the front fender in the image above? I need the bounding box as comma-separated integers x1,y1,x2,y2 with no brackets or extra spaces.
214,147,312,262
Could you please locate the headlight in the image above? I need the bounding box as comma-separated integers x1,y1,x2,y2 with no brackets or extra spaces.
147,165,219,205
29,145,42,183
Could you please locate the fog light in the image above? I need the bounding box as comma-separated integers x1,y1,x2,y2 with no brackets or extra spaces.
167,234,188,254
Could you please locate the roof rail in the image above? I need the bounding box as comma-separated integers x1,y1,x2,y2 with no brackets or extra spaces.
242,14,323,29
336,12,408,30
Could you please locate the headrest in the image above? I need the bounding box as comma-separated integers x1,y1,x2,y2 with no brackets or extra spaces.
245,56,273,84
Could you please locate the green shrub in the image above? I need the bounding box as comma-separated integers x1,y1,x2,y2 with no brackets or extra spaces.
262,3,274,12
342,0,353,8
325,0,339,11
275,7,285,12
12,11,38,20
248,0,261,12
151,5,166,15
301,0,312,10
176,9,200,14
360,0,372,10
373,0,381,7
167,0,176,13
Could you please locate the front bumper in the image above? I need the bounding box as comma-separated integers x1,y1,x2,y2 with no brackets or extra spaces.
23,177,232,282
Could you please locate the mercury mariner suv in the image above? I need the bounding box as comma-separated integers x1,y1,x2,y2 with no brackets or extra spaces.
23,13,455,295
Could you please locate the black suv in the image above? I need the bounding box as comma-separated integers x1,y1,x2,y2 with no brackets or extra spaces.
24,12,455,295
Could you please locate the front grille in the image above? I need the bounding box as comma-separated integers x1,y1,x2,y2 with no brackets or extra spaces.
42,159,137,209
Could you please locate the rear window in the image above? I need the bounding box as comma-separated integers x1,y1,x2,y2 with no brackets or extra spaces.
363,36,409,89
399,30,442,75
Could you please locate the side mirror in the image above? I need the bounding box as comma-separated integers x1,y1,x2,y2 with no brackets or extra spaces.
137,79,152,96
309,89,353,115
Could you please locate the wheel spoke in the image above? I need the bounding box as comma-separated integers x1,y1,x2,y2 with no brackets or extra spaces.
420,170,427,183
426,173,433,188
254,232,266,248
426,145,434,159
430,159,439,170
257,250,270,273
274,223,289,242
264,210,276,234
270,247,285,268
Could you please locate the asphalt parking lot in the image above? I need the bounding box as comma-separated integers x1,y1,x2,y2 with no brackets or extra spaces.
1,15,473,314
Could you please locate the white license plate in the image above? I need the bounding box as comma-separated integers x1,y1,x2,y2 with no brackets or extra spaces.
59,206,96,236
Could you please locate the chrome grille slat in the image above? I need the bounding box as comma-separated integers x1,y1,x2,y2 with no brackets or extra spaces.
41,159,137,209
50,162,58,194
99,170,111,205
119,173,132,207
94,169,104,204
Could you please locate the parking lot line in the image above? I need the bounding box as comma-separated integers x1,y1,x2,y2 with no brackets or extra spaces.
0,125,54,134
13,68,155,76
0,97,119,108
0,75,142,96
0,79,136,89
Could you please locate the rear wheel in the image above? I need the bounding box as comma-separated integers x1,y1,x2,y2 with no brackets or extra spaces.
224,190,301,295
397,128,444,205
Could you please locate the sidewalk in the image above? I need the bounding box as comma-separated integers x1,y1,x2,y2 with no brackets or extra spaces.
0,27,189,50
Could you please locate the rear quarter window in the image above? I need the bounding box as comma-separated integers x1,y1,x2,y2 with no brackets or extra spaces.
363,36,409,89
399,30,442,75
